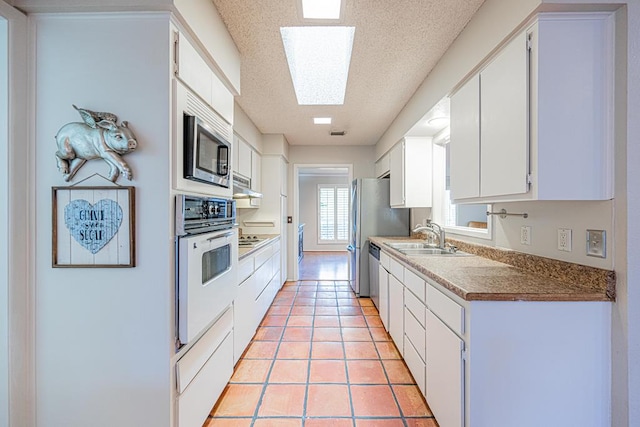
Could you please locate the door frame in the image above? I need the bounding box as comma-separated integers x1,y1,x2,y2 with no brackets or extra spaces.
0,2,34,427
291,163,353,281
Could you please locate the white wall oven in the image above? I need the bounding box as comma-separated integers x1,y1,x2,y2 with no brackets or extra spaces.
175,194,237,347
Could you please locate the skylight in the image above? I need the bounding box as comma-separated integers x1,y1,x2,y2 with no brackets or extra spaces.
301,0,342,20
281,26,355,105
313,117,332,125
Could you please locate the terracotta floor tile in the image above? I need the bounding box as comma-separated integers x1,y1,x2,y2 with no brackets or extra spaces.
317,291,338,298
316,298,338,306
287,315,314,327
337,298,360,306
311,342,345,359
306,384,352,417
254,327,284,341
359,299,374,307
369,327,392,342
316,306,339,315
261,315,288,327
294,297,317,306
309,360,347,383
269,359,309,383
339,306,363,315
354,420,405,427
337,291,356,299
347,360,388,384
277,341,311,359
273,295,295,305
299,281,318,287
268,305,292,316
297,291,317,298
318,282,337,289
365,316,384,328
362,307,379,315
306,419,354,427
230,359,272,383
392,385,433,417
210,384,263,417
351,385,400,417
382,360,415,384
375,341,402,359
258,384,306,417
313,327,342,342
243,341,278,359
342,327,373,342
204,418,253,427
340,316,367,327
343,341,379,359
253,419,303,427
282,327,313,341
404,419,439,427
314,315,341,327
291,306,315,315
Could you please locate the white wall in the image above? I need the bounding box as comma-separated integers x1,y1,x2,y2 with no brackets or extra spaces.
288,145,375,179
33,14,173,427
299,175,350,251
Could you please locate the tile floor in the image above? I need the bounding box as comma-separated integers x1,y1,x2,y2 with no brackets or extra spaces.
204,280,438,427
298,251,349,281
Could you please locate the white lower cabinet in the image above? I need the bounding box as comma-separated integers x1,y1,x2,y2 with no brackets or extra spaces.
425,309,464,427
388,274,404,355
378,263,389,330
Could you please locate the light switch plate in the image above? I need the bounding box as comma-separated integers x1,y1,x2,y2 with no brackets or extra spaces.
587,229,606,258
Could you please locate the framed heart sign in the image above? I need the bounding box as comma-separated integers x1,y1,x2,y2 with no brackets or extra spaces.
52,186,135,267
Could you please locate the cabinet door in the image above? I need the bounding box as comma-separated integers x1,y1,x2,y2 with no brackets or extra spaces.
450,74,480,200
237,140,252,179
379,265,389,331
177,33,213,106
425,309,464,427
388,275,404,355
389,142,405,207
376,152,390,178
480,31,529,198
233,274,255,364
250,151,261,207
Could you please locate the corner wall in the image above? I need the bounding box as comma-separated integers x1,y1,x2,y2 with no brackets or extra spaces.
32,13,173,427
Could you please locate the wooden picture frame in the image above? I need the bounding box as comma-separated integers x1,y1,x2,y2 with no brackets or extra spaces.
52,186,135,268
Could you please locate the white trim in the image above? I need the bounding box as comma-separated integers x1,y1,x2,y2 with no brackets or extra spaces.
292,163,353,281
0,2,34,426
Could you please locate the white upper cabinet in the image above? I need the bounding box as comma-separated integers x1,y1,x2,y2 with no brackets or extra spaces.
175,31,234,125
375,151,391,178
389,137,432,208
235,137,252,179
450,12,614,203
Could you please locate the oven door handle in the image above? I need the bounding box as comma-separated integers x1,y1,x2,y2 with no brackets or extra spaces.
206,231,234,242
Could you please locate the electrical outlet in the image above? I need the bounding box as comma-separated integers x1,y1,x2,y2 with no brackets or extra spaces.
520,226,531,245
558,228,572,252
587,229,606,258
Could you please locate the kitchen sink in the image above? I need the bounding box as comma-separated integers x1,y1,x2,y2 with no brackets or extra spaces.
399,248,470,256
385,242,436,249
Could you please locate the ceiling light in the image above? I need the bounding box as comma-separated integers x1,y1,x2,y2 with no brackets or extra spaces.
301,0,341,19
281,26,355,105
427,117,450,128
313,117,332,125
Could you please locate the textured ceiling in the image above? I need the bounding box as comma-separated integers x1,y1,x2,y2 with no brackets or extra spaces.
211,0,484,146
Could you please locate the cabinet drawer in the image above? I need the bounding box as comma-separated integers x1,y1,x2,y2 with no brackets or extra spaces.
389,257,404,282
404,335,426,396
404,308,426,362
254,244,273,269
404,289,426,328
237,256,254,285
380,251,391,270
427,284,464,336
404,268,425,303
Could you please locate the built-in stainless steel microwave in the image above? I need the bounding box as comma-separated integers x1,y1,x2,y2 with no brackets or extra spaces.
184,113,231,188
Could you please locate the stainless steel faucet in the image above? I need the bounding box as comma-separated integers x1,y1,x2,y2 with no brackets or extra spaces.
412,220,445,248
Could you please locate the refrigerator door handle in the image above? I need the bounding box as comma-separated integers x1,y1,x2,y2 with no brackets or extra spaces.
347,245,355,252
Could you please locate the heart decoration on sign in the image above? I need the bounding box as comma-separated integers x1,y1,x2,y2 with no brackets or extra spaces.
64,199,123,254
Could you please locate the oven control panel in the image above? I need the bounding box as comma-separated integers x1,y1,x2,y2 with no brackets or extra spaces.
176,195,236,236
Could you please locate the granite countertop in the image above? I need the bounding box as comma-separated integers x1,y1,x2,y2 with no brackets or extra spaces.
370,236,615,302
238,234,280,259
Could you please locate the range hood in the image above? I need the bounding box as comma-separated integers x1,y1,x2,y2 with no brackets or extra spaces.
233,175,263,199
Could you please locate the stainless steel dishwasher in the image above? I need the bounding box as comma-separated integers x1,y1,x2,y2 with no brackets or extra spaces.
368,242,380,308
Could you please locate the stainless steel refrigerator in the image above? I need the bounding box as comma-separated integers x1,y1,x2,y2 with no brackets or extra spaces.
347,178,410,297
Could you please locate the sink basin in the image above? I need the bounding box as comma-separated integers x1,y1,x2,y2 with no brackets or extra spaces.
385,242,436,249
399,248,471,256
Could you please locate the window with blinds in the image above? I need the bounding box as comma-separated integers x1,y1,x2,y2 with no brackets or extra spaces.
318,185,349,243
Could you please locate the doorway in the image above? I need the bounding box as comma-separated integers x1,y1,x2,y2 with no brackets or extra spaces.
292,164,353,281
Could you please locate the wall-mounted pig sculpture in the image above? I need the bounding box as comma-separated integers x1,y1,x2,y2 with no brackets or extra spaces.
55,105,138,183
